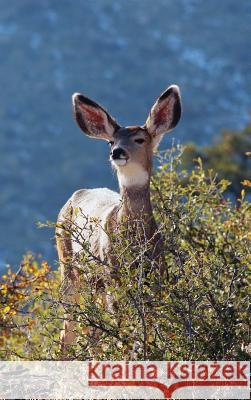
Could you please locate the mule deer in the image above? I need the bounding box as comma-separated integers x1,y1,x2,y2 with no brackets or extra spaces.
57,85,182,350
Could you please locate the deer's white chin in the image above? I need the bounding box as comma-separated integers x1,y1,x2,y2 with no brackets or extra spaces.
112,158,128,167
117,162,149,188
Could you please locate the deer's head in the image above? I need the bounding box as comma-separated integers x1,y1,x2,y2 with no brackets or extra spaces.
72,86,181,188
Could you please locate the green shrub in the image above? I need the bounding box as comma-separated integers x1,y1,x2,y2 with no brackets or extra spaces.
0,147,250,361
181,122,251,197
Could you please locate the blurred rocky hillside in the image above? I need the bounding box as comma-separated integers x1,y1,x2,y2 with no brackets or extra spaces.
0,0,250,266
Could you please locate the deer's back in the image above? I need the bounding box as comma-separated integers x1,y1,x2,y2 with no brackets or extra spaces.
57,188,120,260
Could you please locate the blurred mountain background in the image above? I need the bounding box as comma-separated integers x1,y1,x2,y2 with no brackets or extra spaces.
0,0,251,268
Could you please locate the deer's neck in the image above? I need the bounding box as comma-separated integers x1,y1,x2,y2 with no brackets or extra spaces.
118,183,156,237
121,183,151,213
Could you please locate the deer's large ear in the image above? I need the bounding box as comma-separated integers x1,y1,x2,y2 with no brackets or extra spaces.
72,93,119,140
145,85,181,148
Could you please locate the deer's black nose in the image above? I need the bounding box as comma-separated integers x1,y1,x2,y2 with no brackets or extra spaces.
112,147,127,159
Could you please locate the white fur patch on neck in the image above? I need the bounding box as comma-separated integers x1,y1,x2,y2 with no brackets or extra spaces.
117,161,149,188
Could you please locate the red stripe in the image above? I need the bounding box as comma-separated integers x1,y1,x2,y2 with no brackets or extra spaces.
89,379,248,399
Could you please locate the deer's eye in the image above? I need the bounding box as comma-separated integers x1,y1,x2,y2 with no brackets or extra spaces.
135,138,145,144
108,141,114,146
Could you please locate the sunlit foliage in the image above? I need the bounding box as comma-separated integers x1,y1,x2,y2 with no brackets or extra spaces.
0,148,250,361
